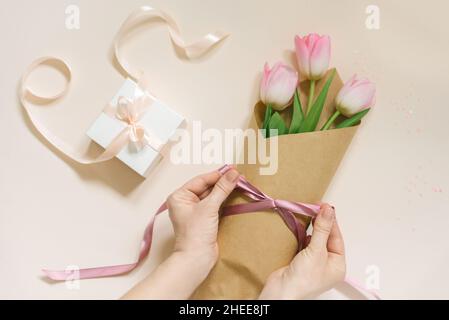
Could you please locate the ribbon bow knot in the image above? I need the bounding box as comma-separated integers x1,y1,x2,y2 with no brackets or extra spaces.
116,96,148,146
102,93,163,153
217,165,321,249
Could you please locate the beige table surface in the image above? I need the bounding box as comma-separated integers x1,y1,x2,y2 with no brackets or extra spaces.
1,0,448,299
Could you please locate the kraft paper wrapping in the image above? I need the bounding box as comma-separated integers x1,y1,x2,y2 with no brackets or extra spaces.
192,70,358,299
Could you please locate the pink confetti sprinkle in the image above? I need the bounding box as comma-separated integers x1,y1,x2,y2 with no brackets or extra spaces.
432,187,443,193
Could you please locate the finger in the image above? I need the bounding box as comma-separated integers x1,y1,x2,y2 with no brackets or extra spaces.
198,188,212,200
181,170,221,197
327,215,345,256
308,204,335,252
206,169,240,204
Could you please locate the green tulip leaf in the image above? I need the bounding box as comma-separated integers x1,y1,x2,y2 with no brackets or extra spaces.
299,69,336,132
268,112,287,137
336,108,371,129
288,89,304,134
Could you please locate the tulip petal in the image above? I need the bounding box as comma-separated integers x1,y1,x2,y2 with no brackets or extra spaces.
265,66,298,109
295,35,311,78
335,74,357,106
260,62,298,110
260,63,271,103
338,83,376,116
310,36,331,80
305,33,319,50
336,75,374,106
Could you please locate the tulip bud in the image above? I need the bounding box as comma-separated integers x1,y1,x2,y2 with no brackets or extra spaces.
260,62,298,111
321,74,376,131
295,33,331,81
335,75,376,117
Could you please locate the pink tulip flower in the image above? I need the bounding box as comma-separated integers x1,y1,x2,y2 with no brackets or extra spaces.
335,75,376,117
294,33,331,80
260,62,298,111
321,74,375,130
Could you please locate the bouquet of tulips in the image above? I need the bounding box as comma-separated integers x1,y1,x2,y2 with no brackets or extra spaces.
193,34,376,300
261,34,375,138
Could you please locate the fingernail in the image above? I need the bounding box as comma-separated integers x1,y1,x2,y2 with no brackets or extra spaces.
225,169,239,182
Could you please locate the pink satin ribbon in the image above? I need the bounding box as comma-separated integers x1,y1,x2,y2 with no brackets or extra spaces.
219,166,320,251
43,165,380,300
19,6,229,164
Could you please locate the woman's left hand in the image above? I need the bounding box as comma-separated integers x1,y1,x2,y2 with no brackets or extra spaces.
122,168,239,300
167,168,240,264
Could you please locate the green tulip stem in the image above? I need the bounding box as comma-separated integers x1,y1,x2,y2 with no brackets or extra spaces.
262,104,273,138
306,80,316,115
321,110,341,131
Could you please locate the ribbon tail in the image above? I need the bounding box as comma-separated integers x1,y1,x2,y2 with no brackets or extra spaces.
18,57,134,166
22,101,126,164
276,207,307,249
42,263,138,281
43,202,168,281
113,6,229,81
87,127,131,163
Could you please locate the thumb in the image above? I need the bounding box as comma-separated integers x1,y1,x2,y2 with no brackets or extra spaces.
308,204,335,252
206,169,239,205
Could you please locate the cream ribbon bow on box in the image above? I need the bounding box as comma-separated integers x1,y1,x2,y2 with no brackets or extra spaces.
18,6,229,165
114,96,156,151
101,87,163,155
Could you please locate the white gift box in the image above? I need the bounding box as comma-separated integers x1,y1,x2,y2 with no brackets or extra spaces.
86,78,184,177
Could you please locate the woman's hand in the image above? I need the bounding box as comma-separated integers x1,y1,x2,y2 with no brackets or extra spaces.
259,204,346,300
122,168,239,300
167,168,240,264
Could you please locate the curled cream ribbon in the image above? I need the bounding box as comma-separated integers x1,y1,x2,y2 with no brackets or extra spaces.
114,6,229,81
43,165,380,300
19,6,229,164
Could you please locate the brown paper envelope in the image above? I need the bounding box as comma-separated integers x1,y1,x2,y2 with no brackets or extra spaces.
192,70,357,299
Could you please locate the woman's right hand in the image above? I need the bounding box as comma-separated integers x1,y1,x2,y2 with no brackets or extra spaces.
259,204,346,299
